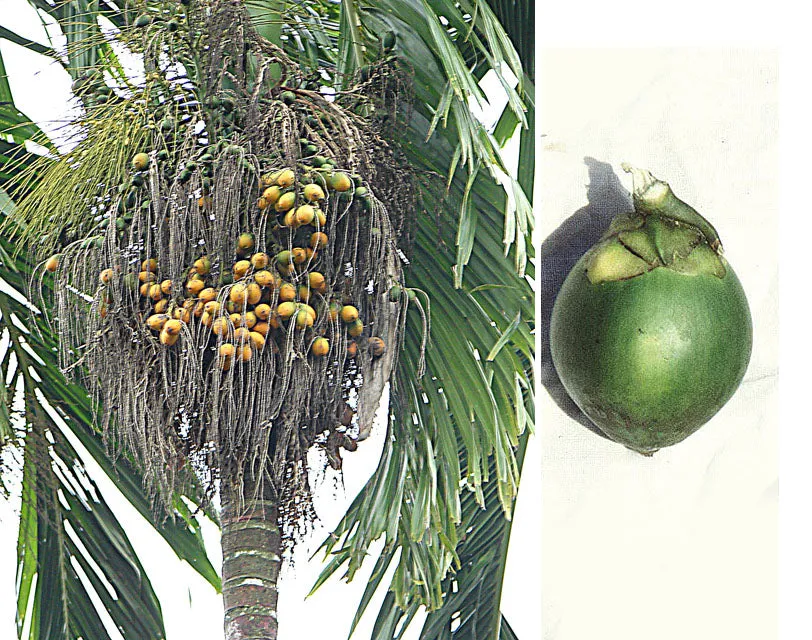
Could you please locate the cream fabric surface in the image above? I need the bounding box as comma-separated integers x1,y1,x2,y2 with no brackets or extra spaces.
540,49,778,640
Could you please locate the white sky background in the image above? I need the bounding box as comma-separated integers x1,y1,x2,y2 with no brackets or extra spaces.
0,2,541,639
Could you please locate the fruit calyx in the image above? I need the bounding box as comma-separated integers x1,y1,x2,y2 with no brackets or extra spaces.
584,165,727,284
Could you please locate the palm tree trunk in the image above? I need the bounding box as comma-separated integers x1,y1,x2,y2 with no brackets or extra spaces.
220,483,282,640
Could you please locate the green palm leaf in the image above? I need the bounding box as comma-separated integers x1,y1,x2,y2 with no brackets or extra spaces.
1,30,220,639
292,1,535,638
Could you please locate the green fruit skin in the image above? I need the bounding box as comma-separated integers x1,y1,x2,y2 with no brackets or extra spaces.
550,256,752,454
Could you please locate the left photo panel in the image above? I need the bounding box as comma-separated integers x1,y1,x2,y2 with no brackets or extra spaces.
0,2,537,640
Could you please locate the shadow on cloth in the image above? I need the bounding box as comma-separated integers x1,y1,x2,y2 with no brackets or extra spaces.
540,157,632,439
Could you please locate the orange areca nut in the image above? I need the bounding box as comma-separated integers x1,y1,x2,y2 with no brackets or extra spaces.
249,331,266,350
346,341,358,358
310,232,328,249
139,270,157,283
160,279,173,295
254,270,277,288
160,328,179,346
283,209,297,228
294,204,315,226
308,272,326,293
148,283,163,301
100,268,115,284
186,278,205,296
303,183,325,202
250,252,270,269
246,283,262,305
199,287,217,303
261,171,279,188
262,185,281,205
163,319,184,336
275,191,296,213
146,313,170,331
132,153,150,172
211,317,232,336
153,298,169,314
141,258,158,272
194,256,211,275
45,255,59,272
277,301,297,319
276,168,295,188
291,247,307,265
253,321,270,336
229,283,249,305
174,307,192,323
340,305,359,323
311,337,329,356
278,283,296,302
233,260,251,279
254,304,272,321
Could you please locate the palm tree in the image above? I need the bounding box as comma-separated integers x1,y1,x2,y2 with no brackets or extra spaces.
0,1,534,639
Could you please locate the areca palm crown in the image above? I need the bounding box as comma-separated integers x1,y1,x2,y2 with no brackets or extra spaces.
0,1,534,639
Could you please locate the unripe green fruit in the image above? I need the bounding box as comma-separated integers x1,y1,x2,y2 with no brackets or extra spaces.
550,167,752,455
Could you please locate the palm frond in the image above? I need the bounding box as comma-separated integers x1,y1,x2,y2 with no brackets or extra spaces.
1,27,221,636
300,1,535,636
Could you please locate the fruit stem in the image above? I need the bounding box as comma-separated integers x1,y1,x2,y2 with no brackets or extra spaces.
621,164,722,252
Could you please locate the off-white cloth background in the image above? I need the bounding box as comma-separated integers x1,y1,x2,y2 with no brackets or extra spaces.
540,49,778,640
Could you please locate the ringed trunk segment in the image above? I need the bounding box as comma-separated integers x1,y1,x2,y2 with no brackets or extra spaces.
221,487,282,640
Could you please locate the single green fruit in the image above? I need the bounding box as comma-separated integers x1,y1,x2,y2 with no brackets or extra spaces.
280,90,296,105
550,166,752,455
382,30,397,51
388,285,402,302
134,14,151,28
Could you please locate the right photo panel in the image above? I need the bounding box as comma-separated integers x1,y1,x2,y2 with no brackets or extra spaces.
540,48,778,640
